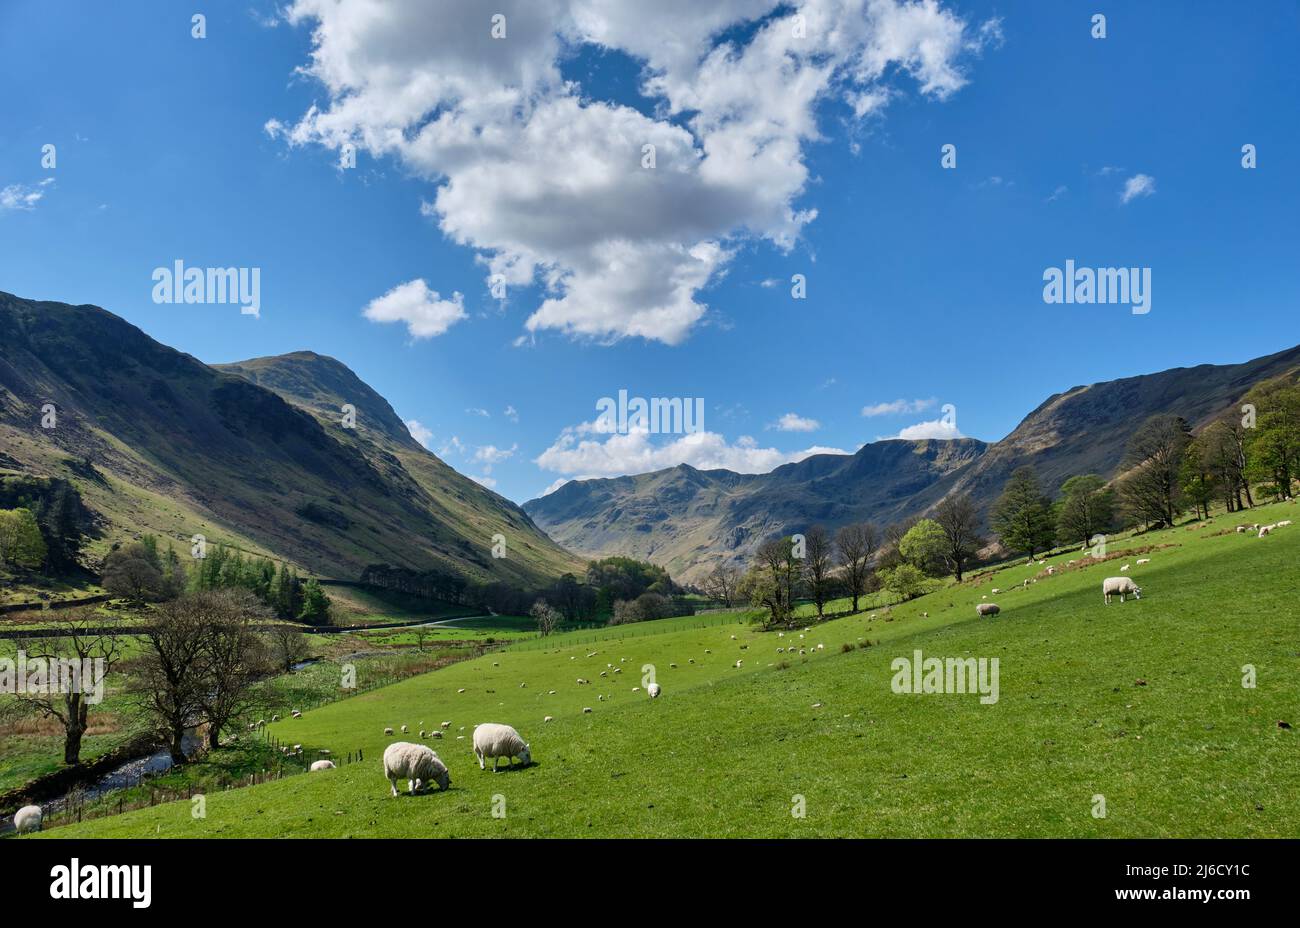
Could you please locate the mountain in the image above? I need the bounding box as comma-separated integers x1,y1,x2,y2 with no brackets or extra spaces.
0,291,581,586
524,343,1300,581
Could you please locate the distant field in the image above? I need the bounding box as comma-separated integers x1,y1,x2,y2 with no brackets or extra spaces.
40,500,1300,839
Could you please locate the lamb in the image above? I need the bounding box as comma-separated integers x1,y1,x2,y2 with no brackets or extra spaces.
975,603,1000,617
384,727,394,735
430,730,443,739
582,707,592,713
544,715,554,723
14,804,42,834
1102,576,1142,604
400,724,409,733
647,683,661,698
1278,520,1293,527
473,723,532,771
440,721,451,729
1136,558,1151,565
1120,564,1130,572
382,742,450,796
991,588,1002,595
1259,524,1276,537
310,760,336,772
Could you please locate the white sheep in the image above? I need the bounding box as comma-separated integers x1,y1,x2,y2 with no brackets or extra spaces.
382,742,450,796
991,588,1002,595
291,710,302,719
400,724,409,733
544,715,554,723
473,723,531,771
14,804,42,834
1259,524,1276,537
647,683,661,698
1136,558,1150,565
1277,520,1293,527
384,727,394,735
271,714,280,722
310,760,336,772
582,707,592,713
430,730,443,739
975,603,1000,617
1102,576,1142,604
1120,564,1130,572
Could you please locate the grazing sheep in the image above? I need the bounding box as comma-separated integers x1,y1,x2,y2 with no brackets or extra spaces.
271,714,280,722
600,671,607,677
384,727,394,735
734,660,743,668
457,688,466,694
577,678,590,685
669,663,677,668
291,710,302,719
14,804,42,834
991,588,1002,595
430,730,443,739
1046,567,1056,575
975,603,1000,618
419,730,426,738
1120,564,1130,572
310,760,336,772
1102,577,1142,604
1236,525,1249,533
1259,524,1276,537
400,725,409,733
519,682,527,688
544,715,554,723
921,611,929,618
632,686,640,692
647,683,661,698
440,721,451,729
382,742,450,796
1277,520,1293,527
473,723,531,771
1136,558,1151,565
1022,579,1030,589
582,707,592,714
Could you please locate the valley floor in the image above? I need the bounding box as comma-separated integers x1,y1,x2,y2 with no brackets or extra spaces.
28,501,1300,838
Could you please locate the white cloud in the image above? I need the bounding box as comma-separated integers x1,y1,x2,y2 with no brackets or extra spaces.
1120,173,1156,204
503,405,519,423
465,407,490,418
404,418,434,448
362,279,466,339
0,182,49,211
882,417,964,440
536,421,846,478
469,473,498,489
768,412,820,432
538,478,571,496
1046,185,1067,202
275,0,995,345
439,435,466,457
861,397,936,417
474,443,518,472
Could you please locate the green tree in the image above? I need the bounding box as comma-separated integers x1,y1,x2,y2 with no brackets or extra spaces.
899,519,947,575
880,563,927,602
297,579,332,626
991,466,1056,557
0,507,47,569
1055,475,1115,549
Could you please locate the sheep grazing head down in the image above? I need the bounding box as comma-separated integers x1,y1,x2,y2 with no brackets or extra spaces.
519,743,533,766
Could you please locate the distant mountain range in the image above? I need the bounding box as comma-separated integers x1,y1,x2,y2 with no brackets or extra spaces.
524,343,1300,582
0,292,581,586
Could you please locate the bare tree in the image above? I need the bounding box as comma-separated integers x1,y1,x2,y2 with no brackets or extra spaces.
1120,414,1192,528
932,494,983,582
196,590,272,751
13,607,122,765
750,536,801,627
834,522,878,613
266,623,311,673
530,599,562,636
802,525,834,618
133,593,218,763
701,562,741,608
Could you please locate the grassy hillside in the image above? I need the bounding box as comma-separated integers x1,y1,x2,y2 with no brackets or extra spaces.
33,500,1300,838
0,294,581,587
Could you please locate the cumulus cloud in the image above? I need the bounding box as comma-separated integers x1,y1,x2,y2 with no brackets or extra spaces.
404,418,434,448
439,435,466,457
474,443,518,472
882,417,964,440
768,412,821,432
274,0,995,344
861,397,936,417
469,473,498,489
536,422,846,478
1120,173,1156,204
503,405,519,423
362,279,466,339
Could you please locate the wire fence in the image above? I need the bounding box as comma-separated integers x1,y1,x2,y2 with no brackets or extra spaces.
505,611,752,652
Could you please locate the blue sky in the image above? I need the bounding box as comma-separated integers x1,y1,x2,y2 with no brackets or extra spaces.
2,1,1297,503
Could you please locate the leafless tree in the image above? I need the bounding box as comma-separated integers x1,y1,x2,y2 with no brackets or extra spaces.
701,562,741,608
835,522,879,613
932,494,983,582
802,525,834,618
13,607,122,765
530,599,562,636
266,623,311,673
197,590,272,751
1120,414,1192,528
